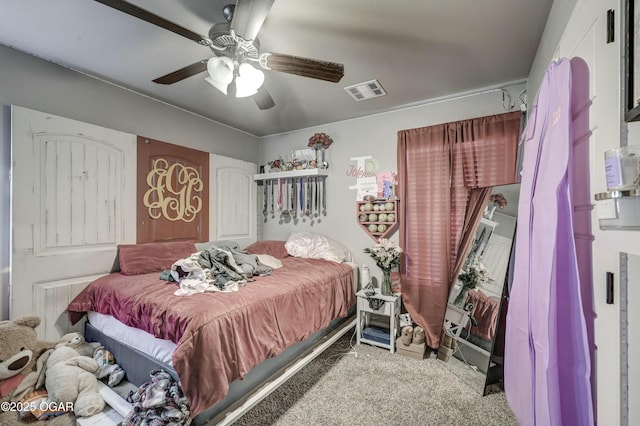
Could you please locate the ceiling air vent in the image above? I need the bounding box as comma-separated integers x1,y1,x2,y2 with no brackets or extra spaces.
344,79,387,101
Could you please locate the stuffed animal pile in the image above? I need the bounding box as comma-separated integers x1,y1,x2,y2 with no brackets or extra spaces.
0,315,73,426
45,333,105,417
0,315,134,425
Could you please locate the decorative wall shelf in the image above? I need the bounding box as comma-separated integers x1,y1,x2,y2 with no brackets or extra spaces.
256,169,328,219
253,168,329,181
357,199,400,241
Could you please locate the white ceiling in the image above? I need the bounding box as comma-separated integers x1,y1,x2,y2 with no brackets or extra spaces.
0,0,552,137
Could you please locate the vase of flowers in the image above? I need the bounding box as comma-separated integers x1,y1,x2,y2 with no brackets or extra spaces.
453,260,491,308
364,238,402,296
308,132,333,169
484,193,508,220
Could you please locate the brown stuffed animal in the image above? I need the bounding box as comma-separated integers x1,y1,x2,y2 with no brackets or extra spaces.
0,315,74,426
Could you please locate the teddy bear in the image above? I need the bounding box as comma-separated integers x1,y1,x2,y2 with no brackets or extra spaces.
57,332,100,358
57,332,125,387
0,316,54,400
0,315,74,426
45,337,105,418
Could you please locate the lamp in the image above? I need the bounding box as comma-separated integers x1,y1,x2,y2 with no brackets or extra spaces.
205,56,264,98
205,56,234,95
235,62,264,97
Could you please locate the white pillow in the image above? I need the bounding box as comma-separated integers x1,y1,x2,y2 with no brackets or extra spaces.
256,254,283,269
285,232,351,263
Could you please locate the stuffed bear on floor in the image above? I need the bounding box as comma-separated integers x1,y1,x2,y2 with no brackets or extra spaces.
57,332,126,387
0,315,74,426
45,335,105,418
56,332,99,358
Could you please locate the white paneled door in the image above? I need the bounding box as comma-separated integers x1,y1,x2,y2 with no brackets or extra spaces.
553,0,620,424
11,106,136,339
209,154,257,248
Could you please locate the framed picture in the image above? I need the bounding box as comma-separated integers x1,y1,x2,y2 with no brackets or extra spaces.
626,0,640,121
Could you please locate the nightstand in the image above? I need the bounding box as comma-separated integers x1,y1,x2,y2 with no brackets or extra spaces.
356,289,401,353
444,303,471,338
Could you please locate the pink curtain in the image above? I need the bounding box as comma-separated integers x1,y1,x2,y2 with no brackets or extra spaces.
452,187,492,286
397,111,520,348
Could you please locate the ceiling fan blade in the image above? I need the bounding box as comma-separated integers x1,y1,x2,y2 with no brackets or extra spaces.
230,0,275,41
94,0,208,45
253,87,275,110
153,60,208,85
262,53,344,83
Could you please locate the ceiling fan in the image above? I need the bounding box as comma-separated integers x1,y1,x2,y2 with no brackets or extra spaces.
94,0,345,110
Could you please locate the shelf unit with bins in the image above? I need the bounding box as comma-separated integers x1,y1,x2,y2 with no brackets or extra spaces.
356,199,399,241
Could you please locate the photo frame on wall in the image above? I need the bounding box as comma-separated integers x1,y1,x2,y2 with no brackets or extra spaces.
626,0,640,121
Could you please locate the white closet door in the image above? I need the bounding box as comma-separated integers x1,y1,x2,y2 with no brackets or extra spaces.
480,234,512,298
553,0,619,423
11,106,136,339
209,154,257,248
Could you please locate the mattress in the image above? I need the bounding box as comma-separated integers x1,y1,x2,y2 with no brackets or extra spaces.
87,311,176,365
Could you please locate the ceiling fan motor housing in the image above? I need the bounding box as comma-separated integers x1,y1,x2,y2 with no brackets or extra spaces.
208,22,260,60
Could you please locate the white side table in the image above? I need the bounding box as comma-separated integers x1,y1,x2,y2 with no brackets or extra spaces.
356,289,400,353
444,303,471,338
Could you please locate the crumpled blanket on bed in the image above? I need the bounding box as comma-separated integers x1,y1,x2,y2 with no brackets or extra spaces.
171,242,272,295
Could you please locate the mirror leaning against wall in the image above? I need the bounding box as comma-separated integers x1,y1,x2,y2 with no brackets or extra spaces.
441,183,520,396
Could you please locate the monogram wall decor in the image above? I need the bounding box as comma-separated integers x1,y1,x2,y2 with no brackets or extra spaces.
137,136,209,243
143,158,203,222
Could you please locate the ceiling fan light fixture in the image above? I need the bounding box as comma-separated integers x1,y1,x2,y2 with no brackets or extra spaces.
206,56,234,94
234,62,265,98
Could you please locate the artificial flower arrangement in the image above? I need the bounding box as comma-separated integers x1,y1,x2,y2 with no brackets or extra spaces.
364,238,402,270
307,132,334,150
453,259,491,307
364,238,402,295
458,259,491,289
489,193,508,209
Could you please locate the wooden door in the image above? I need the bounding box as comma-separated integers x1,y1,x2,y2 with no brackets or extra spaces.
137,136,209,243
11,106,136,339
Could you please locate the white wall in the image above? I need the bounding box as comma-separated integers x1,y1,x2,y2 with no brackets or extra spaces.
0,44,260,321
257,83,526,284
527,0,579,103
492,211,517,240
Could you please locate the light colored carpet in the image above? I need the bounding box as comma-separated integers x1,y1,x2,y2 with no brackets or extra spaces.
444,354,487,394
235,331,517,426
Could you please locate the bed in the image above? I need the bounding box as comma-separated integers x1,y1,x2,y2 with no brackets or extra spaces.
67,238,357,424
458,289,500,351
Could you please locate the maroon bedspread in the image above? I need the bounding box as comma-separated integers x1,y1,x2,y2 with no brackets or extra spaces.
466,289,500,341
67,257,355,416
